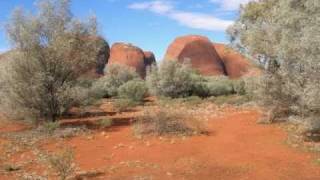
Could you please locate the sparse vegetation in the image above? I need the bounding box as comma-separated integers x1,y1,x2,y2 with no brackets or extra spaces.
97,118,113,129
146,60,198,98
48,148,75,180
42,122,60,135
195,76,235,97
114,99,140,113
0,0,106,122
147,60,242,98
228,0,320,137
208,95,251,106
94,64,141,97
134,107,205,136
118,79,148,102
1,0,320,179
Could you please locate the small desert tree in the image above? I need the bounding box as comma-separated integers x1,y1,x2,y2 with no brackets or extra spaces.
228,0,320,122
0,0,105,122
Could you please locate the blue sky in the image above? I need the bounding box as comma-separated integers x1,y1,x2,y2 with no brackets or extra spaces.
0,0,252,60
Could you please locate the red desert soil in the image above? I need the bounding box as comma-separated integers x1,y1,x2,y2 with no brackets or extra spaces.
0,115,31,133
1,103,320,179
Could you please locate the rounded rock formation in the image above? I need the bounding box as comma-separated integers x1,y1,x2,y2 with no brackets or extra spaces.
164,35,226,76
143,51,156,67
213,43,250,79
108,43,146,77
95,37,110,75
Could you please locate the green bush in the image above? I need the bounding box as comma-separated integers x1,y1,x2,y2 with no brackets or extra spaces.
146,60,198,98
114,99,140,113
146,61,241,98
0,0,105,122
209,95,251,106
229,0,320,128
232,79,246,95
42,122,60,135
93,64,140,97
204,77,235,96
118,80,147,102
97,118,113,129
191,76,236,97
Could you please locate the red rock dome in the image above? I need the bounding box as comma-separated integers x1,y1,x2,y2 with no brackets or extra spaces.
94,37,110,75
143,51,156,67
164,35,226,76
213,43,251,79
108,43,157,77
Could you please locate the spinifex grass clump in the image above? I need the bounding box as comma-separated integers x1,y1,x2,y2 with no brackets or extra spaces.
48,148,75,180
134,106,206,136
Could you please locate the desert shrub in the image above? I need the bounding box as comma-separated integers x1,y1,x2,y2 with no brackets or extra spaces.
134,107,205,136
93,64,140,97
118,79,147,102
0,0,106,122
209,95,251,106
146,60,198,98
191,76,236,97
181,96,203,106
48,148,75,180
158,96,203,107
241,76,261,99
147,61,241,98
229,0,320,127
303,117,320,141
69,80,108,108
114,99,139,113
42,121,60,135
232,79,246,95
96,118,113,129
203,77,235,96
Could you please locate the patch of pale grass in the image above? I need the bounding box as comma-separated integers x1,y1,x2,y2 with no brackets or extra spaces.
133,105,207,136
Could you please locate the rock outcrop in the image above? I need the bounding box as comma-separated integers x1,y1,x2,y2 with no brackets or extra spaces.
108,43,156,77
164,35,226,76
95,38,110,75
213,43,256,78
143,51,156,67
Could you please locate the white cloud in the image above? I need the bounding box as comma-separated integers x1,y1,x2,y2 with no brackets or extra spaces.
170,12,232,31
128,1,173,14
209,0,254,11
128,1,233,31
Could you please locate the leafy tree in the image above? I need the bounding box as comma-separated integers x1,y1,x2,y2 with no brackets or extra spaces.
228,0,320,120
0,0,106,122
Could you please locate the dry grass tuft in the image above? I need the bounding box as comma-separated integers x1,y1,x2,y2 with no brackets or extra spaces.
48,148,76,180
133,106,207,136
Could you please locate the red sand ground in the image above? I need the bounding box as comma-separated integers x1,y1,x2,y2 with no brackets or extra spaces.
1,104,320,179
